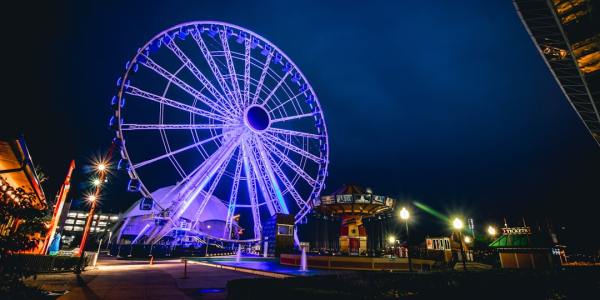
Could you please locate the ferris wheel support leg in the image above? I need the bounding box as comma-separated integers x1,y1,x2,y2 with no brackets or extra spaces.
242,143,263,240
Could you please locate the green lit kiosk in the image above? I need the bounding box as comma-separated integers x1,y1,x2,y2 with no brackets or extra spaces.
489,226,566,269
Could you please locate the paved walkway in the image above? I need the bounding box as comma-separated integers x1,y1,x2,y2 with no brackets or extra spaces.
25,255,262,300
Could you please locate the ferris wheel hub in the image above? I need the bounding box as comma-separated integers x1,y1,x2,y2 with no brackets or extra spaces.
244,105,270,132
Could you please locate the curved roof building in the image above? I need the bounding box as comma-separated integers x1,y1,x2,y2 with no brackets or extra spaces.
514,0,600,146
113,185,237,245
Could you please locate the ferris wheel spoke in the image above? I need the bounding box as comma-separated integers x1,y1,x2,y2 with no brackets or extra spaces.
261,139,317,186
219,28,244,107
241,141,263,239
258,71,291,107
243,37,252,106
267,90,306,114
140,56,236,120
121,123,235,131
190,27,241,114
126,86,231,123
174,133,243,221
132,131,227,169
270,112,316,124
190,147,233,228
244,138,290,215
256,138,309,208
267,127,325,140
251,51,274,105
224,148,243,239
262,133,322,164
163,39,234,115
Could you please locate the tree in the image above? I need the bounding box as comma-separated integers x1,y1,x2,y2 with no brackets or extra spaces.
0,185,49,297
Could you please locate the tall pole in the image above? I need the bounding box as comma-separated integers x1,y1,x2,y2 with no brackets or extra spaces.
459,231,467,271
405,218,413,272
75,144,114,274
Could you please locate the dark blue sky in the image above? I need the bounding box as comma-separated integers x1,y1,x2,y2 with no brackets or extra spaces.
4,0,599,250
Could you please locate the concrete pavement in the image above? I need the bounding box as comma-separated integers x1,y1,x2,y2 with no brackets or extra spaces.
25,255,262,300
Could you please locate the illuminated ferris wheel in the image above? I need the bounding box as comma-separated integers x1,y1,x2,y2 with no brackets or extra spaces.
110,21,329,242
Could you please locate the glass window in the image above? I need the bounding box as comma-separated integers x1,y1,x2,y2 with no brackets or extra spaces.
67,212,77,218
76,220,85,225
64,226,73,231
99,215,108,220
77,213,86,218
73,226,83,231
277,225,293,236
93,215,98,219
98,222,107,227
110,216,119,221
65,219,74,224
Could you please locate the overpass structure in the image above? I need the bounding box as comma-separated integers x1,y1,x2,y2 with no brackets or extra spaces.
514,0,600,146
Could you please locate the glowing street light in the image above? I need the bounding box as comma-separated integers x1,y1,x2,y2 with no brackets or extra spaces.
97,163,107,172
452,218,464,230
451,217,467,271
464,236,472,244
399,207,410,220
487,225,497,236
399,206,413,272
388,235,396,244
87,195,97,203
92,178,102,187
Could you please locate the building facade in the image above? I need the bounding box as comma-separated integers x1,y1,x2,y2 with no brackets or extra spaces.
57,209,120,249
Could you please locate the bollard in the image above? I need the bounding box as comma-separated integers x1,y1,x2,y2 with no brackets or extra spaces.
182,259,188,279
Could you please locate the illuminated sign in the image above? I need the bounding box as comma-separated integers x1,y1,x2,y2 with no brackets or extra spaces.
426,238,451,250
501,227,532,235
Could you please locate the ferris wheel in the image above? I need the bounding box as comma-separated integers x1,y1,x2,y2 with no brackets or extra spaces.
110,21,329,243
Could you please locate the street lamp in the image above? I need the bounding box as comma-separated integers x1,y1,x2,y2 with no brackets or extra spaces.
452,217,467,271
487,225,497,237
399,207,413,272
96,162,107,172
86,195,97,203
92,178,101,187
452,218,464,231
388,235,396,245
76,151,115,275
464,236,472,244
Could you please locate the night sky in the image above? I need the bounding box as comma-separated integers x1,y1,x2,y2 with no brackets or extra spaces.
3,1,599,251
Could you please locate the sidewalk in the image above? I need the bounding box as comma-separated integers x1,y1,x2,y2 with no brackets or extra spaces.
24,255,262,300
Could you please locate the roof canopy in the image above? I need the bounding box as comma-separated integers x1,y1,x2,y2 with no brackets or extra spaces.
0,137,46,209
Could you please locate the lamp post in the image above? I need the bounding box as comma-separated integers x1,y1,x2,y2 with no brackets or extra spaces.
487,225,497,237
399,207,413,272
388,235,396,257
452,217,467,271
75,157,112,275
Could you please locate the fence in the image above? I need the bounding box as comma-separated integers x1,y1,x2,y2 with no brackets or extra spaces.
1,252,95,273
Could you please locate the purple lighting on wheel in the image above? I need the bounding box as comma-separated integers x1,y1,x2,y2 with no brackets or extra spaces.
112,21,329,245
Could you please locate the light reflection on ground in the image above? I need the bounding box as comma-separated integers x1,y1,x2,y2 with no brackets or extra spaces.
188,256,352,277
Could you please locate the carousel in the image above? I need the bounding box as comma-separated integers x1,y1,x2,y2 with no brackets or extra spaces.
313,184,394,255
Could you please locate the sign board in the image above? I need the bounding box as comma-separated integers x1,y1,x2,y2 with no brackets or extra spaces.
501,227,531,235
426,237,451,251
